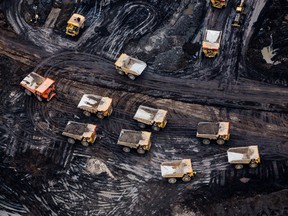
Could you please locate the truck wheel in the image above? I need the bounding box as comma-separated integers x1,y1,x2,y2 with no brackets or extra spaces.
138,122,146,129
81,140,89,146
67,138,75,144
182,175,191,182
168,178,177,184
97,113,104,119
128,74,136,80
137,147,145,154
235,164,243,170
36,95,43,102
83,111,91,117
202,139,210,145
122,147,131,153
216,138,225,145
249,162,258,168
25,89,32,96
118,70,124,75
152,125,160,131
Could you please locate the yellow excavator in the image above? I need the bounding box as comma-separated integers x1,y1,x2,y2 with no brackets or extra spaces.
232,0,245,27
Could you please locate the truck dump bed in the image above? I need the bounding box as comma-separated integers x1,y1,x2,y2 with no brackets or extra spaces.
133,105,167,125
161,159,193,178
117,129,151,148
77,94,112,113
62,121,96,140
197,122,229,136
20,72,54,93
227,145,259,164
115,53,147,75
202,30,222,49
67,13,85,27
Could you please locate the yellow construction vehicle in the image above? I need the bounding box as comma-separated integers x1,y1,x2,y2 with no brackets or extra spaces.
211,0,227,9
66,13,85,36
202,30,222,58
232,0,245,27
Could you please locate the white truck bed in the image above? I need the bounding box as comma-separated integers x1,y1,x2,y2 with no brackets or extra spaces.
77,94,112,113
133,105,167,125
62,121,96,140
161,159,193,178
115,53,147,75
197,122,230,137
20,72,46,91
202,30,222,49
117,129,151,148
227,145,259,164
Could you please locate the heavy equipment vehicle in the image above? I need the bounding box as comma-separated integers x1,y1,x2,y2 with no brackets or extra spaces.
227,145,260,169
62,121,97,146
117,129,152,154
77,94,113,119
211,0,227,9
196,122,230,145
202,30,222,58
66,13,85,36
161,159,196,184
20,72,56,102
114,53,147,80
133,105,168,131
232,0,245,27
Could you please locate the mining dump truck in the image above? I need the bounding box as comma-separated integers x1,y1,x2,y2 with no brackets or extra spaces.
66,13,85,36
161,159,196,184
211,0,227,8
62,121,97,146
133,105,168,131
117,129,152,154
227,145,260,169
114,53,147,80
202,30,222,58
196,122,230,145
20,72,56,102
77,94,113,119
232,0,245,27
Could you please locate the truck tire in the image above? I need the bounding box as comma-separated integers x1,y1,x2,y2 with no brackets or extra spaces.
138,122,146,129
182,175,191,182
83,111,91,117
122,147,131,153
25,89,32,96
81,140,89,146
67,138,75,144
137,147,145,154
234,164,243,170
168,178,177,184
36,95,43,102
118,70,124,75
128,74,136,80
97,112,104,119
216,138,225,145
152,125,160,131
202,139,210,145
249,162,258,168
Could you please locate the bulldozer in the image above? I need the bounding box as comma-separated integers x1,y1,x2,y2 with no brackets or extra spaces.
117,129,152,154
161,159,196,183
232,0,245,27
77,94,113,118
20,72,56,102
66,13,85,36
114,53,147,80
62,121,97,146
202,30,222,58
196,122,230,145
211,0,227,9
133,105,168,131
227,145,260,169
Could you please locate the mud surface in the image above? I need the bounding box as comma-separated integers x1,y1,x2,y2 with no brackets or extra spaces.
0,0,288,215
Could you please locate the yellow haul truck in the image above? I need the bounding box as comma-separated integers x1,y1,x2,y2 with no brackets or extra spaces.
117,129,152,154
202,30,222,58
232,0,245,27
227,145,260,169
66,13,85,36
133,105,168,131
161,159,196,184
77,94,113,118
211,0,227,9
